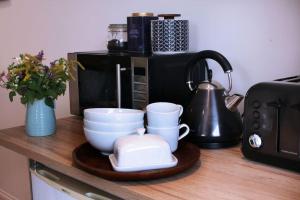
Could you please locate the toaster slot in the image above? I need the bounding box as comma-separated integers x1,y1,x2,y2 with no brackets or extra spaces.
279,106,300,156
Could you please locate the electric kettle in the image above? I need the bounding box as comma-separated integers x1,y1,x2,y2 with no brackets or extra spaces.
183,50,243,148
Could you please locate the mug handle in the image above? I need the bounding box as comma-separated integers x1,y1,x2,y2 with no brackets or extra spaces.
178,123,190,140
178,104,183,117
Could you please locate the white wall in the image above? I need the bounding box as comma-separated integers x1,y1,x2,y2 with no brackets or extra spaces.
0,0,300,129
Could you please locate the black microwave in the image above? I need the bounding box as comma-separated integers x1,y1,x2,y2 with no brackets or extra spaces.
68,51,206,115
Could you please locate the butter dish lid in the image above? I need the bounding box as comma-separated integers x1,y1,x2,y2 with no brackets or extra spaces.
109,128,177,172
114,128,169,153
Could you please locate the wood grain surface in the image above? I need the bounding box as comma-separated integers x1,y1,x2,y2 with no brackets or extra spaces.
0,117,299,200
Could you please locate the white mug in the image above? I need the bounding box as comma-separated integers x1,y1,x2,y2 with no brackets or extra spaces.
146,102,183,127
147,123,190,152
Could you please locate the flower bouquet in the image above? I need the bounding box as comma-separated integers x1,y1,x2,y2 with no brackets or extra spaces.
0,51,83,136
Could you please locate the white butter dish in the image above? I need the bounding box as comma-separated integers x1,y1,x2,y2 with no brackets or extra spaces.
109,154,177,172
109,128,178,172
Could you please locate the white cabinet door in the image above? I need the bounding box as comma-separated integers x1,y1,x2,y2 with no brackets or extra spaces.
31,173,76,200
30,166,117,200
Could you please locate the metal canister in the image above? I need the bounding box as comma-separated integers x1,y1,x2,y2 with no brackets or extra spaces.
127,12,158,53
151,14,189,54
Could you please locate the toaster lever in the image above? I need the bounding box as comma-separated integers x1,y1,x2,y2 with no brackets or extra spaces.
267,99,286,108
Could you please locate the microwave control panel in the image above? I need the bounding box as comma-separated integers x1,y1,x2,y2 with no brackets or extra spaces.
131,57,149,110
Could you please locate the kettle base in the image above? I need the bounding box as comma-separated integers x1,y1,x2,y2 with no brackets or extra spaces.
190,139,240,149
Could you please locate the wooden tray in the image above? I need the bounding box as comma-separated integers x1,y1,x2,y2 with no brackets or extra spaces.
72,142,200,181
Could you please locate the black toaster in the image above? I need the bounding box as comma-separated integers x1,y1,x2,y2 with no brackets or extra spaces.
242,75,300,172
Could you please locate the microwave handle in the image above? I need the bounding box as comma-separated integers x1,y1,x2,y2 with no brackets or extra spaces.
116,64,126,108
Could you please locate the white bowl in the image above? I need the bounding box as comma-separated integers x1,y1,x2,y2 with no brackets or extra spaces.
83,128,136,153
84,108,144,123
84,119,144,132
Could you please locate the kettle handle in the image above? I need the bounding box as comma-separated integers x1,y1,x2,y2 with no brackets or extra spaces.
186,50,233,93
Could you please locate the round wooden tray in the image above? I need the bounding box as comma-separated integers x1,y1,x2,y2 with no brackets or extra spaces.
72,142,200,181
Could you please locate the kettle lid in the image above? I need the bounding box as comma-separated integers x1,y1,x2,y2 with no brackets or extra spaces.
197,80,224,90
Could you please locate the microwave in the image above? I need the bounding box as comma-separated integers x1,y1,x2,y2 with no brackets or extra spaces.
68,51,206,115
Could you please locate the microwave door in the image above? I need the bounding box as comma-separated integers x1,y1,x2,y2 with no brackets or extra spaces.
78,66,117,109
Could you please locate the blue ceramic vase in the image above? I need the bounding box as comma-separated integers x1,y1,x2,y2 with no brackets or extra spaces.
26,99,56,137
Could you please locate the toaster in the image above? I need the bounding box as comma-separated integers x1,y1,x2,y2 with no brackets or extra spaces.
242,75,300,172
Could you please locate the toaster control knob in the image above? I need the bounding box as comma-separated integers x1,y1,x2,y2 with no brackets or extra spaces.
252,100,261,109
249,134,262,148
253,111,260,119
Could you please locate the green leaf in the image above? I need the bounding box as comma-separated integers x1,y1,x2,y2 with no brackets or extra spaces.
9,91,16,102
46,89,57,98
21,96,27,104
28,81,38,90
45,97,54,108
26,91,35,104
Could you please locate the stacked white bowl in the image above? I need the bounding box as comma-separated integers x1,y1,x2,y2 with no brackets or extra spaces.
83,108,145,154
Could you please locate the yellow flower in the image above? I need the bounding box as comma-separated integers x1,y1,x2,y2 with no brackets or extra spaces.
23,72,31,81
11,67,25,75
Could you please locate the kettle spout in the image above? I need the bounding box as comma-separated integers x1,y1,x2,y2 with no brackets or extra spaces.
225,94,244,111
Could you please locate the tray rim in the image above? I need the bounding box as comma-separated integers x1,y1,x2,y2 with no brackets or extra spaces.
72,142,200,181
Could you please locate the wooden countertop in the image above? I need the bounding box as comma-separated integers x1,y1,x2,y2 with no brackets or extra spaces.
0,117,299,200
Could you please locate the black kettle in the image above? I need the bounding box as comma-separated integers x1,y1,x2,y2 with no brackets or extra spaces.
183,50,243,148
